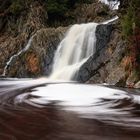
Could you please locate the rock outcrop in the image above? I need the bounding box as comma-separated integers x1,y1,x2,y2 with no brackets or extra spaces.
5,27,68,77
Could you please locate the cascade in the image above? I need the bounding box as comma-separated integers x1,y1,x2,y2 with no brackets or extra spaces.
50,23,98,80
99,0,120,10
2,36,34,76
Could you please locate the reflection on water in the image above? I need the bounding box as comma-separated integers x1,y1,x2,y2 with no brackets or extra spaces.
0,78,140,140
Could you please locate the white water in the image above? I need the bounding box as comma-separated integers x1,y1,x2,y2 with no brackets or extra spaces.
20,83,140,128
101,16,119,24
50,23,98,80
99,0,120,10
2,36,34,76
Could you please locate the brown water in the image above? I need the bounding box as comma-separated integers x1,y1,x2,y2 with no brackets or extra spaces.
0,78,140,140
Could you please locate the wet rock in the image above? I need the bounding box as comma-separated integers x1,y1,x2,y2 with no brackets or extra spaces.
95,24,113,51
76,24,113,82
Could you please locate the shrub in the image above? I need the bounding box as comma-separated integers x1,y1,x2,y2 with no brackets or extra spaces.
9,0,25,15
46,0,68,19
46,0,93,22
121,6,134,38
121,0,140,38
120,0,140,75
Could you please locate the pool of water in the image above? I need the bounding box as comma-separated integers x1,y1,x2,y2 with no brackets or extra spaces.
0,78,140,140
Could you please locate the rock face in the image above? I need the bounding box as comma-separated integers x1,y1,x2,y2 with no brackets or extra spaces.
75,24,113,82
76,24,128,86
0,1,48,76
5,27,68,78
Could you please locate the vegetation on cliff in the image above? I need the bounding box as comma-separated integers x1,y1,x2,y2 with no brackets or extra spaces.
118,0,140,86
120,0,140,38
46,0,92,17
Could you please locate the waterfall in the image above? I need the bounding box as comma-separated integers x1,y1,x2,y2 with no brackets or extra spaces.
101,16,118,24
2,36,34,76
50,23,98,81
99,0,120,10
